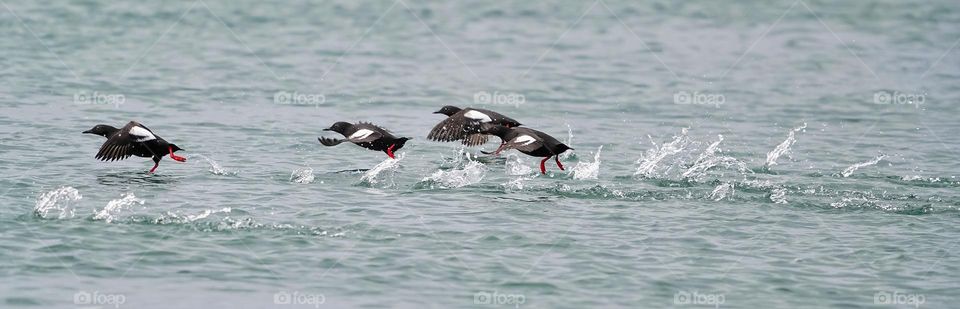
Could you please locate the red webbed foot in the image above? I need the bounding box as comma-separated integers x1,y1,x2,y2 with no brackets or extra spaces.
168,146,186,162
386,144,396,159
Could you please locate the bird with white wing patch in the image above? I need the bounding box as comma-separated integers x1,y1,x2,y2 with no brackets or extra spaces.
479,124,573,174
82,121,186,173
428,105,522,146
318,121,411,159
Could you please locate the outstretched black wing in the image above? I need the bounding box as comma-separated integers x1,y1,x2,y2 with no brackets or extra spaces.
95,121,157,161
318,137,347,147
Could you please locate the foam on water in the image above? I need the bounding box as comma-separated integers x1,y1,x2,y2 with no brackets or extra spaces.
361,153,404,185
94,193,145,223
840,154,886,178
765,123,807,167
635,128,689,177
34,186,82,219
290,167,315,184
421,159,487,189
572,145,602,180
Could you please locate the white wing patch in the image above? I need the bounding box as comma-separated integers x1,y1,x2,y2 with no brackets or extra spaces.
515,135,537,146
349,129,376,140
129,126,157,142
463,110,492,122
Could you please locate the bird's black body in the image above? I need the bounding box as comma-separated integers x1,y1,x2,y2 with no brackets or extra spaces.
83,121,186,173
428,106,522,146
318,121,411,159
480,124,573,174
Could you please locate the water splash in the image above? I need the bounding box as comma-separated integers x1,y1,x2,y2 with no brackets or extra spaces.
840,154,886,178
560,123,574,160
635,128,689,177
709,182,735,201
34,186,82,219
290,167,315,184
421,160,487,188
156,207,232,224
361,153,404,185
770,187,788,204
572,145,602,180
505,154,533,176
193,154,235,176
681,135,748,181
94,193,145,223
765,123,806,167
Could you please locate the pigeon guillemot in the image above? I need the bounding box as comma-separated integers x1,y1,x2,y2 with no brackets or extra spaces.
479,124,573,174
318,121,411,159
83,121,186,173
428,106,522,146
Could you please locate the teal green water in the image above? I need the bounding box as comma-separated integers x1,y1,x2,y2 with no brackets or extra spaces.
1,1,959,308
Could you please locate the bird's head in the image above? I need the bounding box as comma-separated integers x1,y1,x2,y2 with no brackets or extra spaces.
395,137,412,148
82,124,119,137
502,119,522,128
433,105,462,116
557,144,573,153
323,121,352,134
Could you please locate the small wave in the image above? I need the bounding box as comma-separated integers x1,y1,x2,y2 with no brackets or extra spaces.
420,159,487,189
34,186,82,219
764,123,806,167
94,193,145,223
361,153,404,185
840,154,885,178
635,128,689,177
572,145,602,180
290,167,315,184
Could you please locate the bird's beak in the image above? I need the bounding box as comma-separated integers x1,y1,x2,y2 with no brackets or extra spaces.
82,130,93,134
322,128,332,131
432,110,442,114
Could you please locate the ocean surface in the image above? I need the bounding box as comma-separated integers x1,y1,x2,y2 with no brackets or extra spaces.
1,0,958,308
